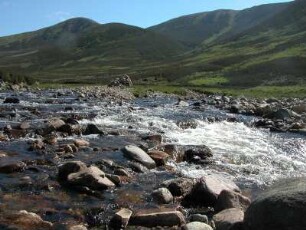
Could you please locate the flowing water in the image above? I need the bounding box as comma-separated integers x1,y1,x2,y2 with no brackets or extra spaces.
0,90,305,226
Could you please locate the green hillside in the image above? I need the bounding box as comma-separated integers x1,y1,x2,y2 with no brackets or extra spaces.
1,0,306,88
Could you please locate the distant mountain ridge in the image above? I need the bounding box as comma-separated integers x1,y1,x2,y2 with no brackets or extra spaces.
0,0,305,86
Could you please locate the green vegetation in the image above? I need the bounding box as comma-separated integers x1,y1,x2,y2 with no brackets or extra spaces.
0,0,305,98
0,69,35,85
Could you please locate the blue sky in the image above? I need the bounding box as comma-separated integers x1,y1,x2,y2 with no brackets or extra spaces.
0,0,292,36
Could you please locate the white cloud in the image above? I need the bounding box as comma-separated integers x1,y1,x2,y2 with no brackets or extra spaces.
47,11,74,22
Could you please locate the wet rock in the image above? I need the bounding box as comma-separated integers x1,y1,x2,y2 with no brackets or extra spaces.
182,222,213,230
292,104,306,114
74,139,90,147
108,74,133,87
177,120,198,129
152,187,173,204
129,162,149,173
58,124,81,135
59,161,116,191
3,97,20,104
109,208,133,229
148,150,170,166
213,208,244,230
215,190,251,212
130,210,186,228
182,176,240,207
48,118,65,130
142,134,162,144
265,108,297,120
19,121,30,130
68,225,88,230
43,134,57,145
106,174,121,185
0,210,53,230
122,145,156,169
244,178,306,230
83,123,105,135
29,140,45,151
176,100,189,107
114,168,131,177
0,161,26,174
162,178,195,197
184,146,213,164
190,214,208,223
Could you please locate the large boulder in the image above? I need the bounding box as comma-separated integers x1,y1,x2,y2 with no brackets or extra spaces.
122,145,156,169
130,210,185,228
213,208,244,230
244,178,306,230
162,178,195,197
182,176,240,207
108,74,133,87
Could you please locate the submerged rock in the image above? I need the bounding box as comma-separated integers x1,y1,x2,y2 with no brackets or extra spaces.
244,178,306,230
122,145,156,169
0,210,53,230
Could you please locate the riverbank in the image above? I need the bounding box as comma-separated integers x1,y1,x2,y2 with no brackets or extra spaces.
0,86,305,229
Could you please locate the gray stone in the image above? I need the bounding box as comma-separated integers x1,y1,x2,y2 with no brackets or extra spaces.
183,222,213,230
130,210,185,228
152,187,173,204
213,208,244,230
122,145,156,169
244,178,306,230
0,161,26,174
162,178,194,197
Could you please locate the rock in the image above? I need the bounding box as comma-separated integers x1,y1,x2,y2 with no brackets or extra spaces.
142,134,162,144
0,210,53,230
130,210,186,227
184,146,213,164
190,214,208,223
109,208,133,229
162,178,194,197
215,190,251,212
177,120,198,129
266,108,296,120
58,161,88,181
292,104,306,114
3,97,20,104
19,121,30,130
43,134,57,145
183,222,213,230
152,187,173,204
108,74,133,87
176,100,189,107
68,225,88,230
122,145,156,169
129,162,148,173
182,176,240,207
114,168,131,177
106,174,121,185
83,124,105,135
48,118,65,130
244,178,306,230
29,139,45,151
213,208,244,230
74,139,90,147
58,124,81,135
148,150,170,166
66,165,115,190
0,161,26,174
